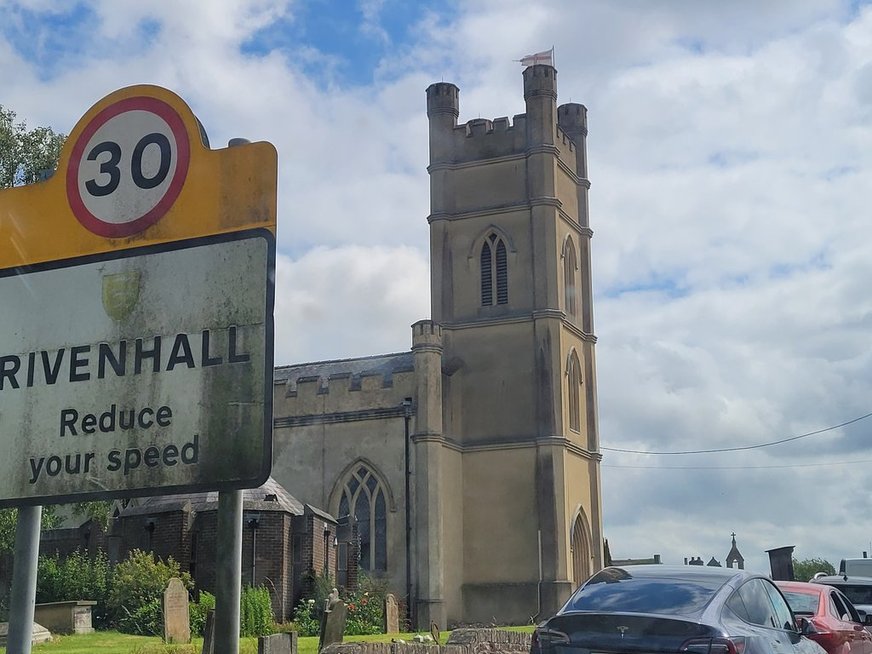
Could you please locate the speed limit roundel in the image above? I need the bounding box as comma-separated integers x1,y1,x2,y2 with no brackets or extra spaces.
66,96,191,238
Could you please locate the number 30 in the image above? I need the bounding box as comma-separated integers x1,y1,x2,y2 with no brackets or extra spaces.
85,133,172,197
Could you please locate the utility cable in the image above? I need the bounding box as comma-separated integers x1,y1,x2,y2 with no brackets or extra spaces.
600,411,872,455
603,458,872,470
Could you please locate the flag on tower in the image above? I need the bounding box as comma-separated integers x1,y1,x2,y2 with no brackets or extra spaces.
519,47,554,67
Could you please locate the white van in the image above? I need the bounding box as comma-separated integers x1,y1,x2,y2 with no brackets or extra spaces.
840,558,872,577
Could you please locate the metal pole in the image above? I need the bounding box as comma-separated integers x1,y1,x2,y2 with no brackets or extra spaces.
7,505,42,654
403,399,414,629
212,136,250,654
214,491,242,654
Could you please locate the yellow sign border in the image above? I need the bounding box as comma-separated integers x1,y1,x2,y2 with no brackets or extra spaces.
0,84,277,269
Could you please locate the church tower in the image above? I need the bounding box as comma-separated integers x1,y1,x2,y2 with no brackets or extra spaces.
424,65,603,623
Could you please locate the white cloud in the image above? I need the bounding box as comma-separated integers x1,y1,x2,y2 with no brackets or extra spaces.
4,0,872,574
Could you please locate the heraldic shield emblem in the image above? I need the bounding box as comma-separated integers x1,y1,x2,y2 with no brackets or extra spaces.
102,271,141,321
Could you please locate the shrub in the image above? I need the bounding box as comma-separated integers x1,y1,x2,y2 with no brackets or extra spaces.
108,549,192,632
292,597,321,636
189,590,215,637
240,585,274,637
36,549,113,628
117,596,163,636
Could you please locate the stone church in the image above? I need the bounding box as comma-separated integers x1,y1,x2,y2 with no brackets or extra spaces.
270,63,603,628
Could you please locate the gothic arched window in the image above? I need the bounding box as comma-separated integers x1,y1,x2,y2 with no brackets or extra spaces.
481,233,508,306
568,351,582,432
564,238,578,318
337,464,387,572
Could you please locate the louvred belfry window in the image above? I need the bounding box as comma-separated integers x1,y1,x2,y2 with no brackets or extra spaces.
481,233,508,306
564,238,578,318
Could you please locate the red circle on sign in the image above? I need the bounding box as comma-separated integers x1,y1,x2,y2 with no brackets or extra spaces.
66,96,191,238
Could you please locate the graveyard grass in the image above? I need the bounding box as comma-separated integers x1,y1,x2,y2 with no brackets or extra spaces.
0,629,465,654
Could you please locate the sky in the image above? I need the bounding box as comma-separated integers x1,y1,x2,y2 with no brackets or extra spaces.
3,0,872,575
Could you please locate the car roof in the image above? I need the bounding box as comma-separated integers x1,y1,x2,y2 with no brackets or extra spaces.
812,575,872,586
596,564,754,583
776,580,827,594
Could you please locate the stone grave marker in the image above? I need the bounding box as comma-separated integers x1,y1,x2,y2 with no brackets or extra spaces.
383,593,399,634
201,609,215,654
162,577,191,644
258,632,296,654
318,599,347,651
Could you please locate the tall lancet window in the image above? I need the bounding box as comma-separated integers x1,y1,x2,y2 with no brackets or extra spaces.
564,238,578,318
568,351,582,432
338,464,387,572
481,233,508,306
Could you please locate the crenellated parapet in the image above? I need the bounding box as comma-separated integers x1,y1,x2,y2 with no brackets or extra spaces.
412,319,443,352
274,352,415,405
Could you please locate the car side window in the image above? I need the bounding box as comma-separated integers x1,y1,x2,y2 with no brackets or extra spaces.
736,580,778,627
831,592,850,621
835,591,861,623
762,580,796,631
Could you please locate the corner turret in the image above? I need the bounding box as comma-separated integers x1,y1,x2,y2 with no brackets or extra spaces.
523,65,557,146
426,83,459,163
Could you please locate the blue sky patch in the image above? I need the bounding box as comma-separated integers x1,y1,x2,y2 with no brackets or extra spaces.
241,0,456,86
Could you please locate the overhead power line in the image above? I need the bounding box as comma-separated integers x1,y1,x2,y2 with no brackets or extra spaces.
603,458,872,470
600,411,872,455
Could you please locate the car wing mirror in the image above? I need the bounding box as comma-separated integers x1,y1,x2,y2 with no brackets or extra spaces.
798,617,818,635
865,614,872,626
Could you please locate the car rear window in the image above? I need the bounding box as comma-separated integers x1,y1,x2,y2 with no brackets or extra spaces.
566,570,724,615
826,585,872,606
782,591,819,614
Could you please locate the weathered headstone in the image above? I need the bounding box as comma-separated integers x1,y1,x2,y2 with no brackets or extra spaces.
383,593,399,634
162,577,191,644
201,609,215,654
318,599,347,651
258,632,296,654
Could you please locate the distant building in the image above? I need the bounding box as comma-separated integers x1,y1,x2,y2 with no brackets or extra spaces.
685,533,744,570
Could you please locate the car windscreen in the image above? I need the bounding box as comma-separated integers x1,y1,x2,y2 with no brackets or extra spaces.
566,571,724,615
782,591,819,614
827,584,872,606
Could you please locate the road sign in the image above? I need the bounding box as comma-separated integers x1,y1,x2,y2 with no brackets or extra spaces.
0,85,277,507
66,96,191,237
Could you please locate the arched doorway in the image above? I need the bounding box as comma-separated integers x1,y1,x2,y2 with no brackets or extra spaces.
571,512,592,588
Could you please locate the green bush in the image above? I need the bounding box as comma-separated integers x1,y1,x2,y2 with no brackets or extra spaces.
240,585,274,637
292,597,321,636
189,590,216,637
36,549,113,628
117,596,163,636
108,549,192,633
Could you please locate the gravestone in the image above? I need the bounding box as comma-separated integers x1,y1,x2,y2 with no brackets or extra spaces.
201,609,215,654
318,599,347,651
258,632,297,654
162,577,191,644
383,593,399,634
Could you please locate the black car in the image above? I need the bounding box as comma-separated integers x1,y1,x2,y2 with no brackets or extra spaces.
532,565,825,654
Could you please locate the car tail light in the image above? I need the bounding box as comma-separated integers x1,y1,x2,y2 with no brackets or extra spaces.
531,627,570,651
680,636,746,654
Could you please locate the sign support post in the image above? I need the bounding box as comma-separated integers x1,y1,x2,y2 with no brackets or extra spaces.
7,506,42,654
215,490,243,653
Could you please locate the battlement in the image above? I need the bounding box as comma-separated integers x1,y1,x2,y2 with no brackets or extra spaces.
412,319,443,349
557,103,588,137
426,82,459,119
428,65,567,165
523,64,557,100
274,352,414,400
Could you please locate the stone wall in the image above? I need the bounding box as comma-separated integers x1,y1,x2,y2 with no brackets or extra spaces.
323,629,532,654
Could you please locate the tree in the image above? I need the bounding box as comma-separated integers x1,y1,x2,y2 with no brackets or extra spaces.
0,104,66,552
793,557,836,582
0,104,65,187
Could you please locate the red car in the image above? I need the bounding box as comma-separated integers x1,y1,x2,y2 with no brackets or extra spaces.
777,580,872,654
